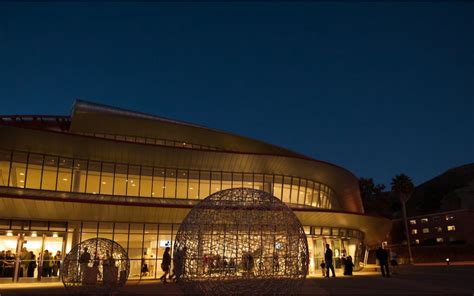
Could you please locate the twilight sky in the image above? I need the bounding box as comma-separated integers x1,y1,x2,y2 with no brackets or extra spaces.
0,2,473,187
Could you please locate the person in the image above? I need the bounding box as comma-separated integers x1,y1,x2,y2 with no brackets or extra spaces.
141,251,149,277
27,252,36,277
170,246,186,282
20,247,30,277
375,245,390,277
320,260,326,277
390,250,398,275
324,244,335,277
272,253,279,273
344,255,354,276
159,247,171,284
42,250,51,277
0,250,5,276
79,247,91,278
53,251,61,277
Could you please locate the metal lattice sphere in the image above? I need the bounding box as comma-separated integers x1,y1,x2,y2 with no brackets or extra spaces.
174,188,309,295
61,238,130,294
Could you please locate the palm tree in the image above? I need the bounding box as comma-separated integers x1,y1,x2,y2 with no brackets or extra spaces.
391,174,415,264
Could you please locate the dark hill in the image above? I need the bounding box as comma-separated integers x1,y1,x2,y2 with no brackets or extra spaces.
406,163,474,216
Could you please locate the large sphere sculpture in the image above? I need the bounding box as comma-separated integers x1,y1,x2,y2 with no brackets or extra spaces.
174,188,309,295
61,238,130,294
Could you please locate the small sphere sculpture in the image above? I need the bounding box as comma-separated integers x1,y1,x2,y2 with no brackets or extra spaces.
61,238,130,294
174,188,308,295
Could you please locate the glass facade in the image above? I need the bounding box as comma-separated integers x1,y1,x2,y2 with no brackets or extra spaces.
0,219,364,282
0,150,340,210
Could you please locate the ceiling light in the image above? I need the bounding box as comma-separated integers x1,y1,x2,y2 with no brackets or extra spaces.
102,181,106,185
52,232,58,238
63,178,68,181
19,180,24,183
19,172,25,176
131,184,136,187
31,232,37,237
6,231,13,236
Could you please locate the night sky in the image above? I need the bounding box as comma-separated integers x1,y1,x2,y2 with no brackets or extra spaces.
1,2,473,187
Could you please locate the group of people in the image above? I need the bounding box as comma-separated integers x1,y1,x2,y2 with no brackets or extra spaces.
320,244,354,278
0,248,61,278
375,245,398,277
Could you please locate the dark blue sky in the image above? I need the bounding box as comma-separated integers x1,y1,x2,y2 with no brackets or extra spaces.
1,2,473,187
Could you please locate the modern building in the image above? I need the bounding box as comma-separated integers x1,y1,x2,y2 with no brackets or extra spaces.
0,100,391,283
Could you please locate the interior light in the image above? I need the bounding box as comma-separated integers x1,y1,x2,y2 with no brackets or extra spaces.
20,180,24,183
102,181,106,185
20,172,25,176
152,192,155,195
52,232,58,238
92,192,97,194
247,182,252,185
190,187,194,190
31,231,37,237
6,230,13,236
130,180,134,183
162,186,166,189
63,178,68,181
183,142,186,146
131,184,136,187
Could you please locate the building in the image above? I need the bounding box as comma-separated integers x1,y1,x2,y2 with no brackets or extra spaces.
0,100,391,283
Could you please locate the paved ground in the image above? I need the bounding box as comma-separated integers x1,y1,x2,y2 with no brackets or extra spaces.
1,266,473,295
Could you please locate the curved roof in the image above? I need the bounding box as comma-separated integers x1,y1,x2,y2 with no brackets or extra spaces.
0,100,364,213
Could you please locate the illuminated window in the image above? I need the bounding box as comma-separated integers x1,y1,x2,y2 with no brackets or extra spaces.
409,220,417,225
436,237,444,243
411,229,418,235
414,239,420,244
421,218,429,223
445,215,454,221
422,228,430,234
435,226,443,232
447,225,456,231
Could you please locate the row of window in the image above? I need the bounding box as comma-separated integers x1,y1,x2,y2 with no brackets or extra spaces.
76,132,223,151
0,150,339,209
409,215,455,225
411,225,456,235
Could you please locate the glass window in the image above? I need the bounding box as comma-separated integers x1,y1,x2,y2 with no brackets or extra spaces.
291,177,300,204
0,150,11,187
26,154,43,189
282,176,292,204
114,164,128,196
10,152,27,188
264,174,273,193
299,179,307,205
312,183,321,207
176,170,188,199
127,165,140,196
232,172,243,189
273,176,283,200
41,155,58,190
100,163,114,195
165,169,176,198
421,218,429,223
199,171,210,199
221,173,232,190
322,227,331,236
86,161,100,194
445,215,454,221
72,159,87,193
422,228,429,234
409,220,417,225
139,166,152,197
411,229,418,235
152,168,165,198
57,158,73,192
188,171,199,199
435,227,443,232
414,239,420,244
243,173,253,189
210,172,221,194
305,181,314,206
254,174,263,191
447,225,456,231
436,237,444,243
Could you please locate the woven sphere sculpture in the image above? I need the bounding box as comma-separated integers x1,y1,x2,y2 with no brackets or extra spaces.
174,188,308,295
61,238,130,294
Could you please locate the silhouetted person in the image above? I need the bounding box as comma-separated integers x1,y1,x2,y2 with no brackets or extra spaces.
390,250,398,275
320,260,326,277
376,246,390,277
79,247,91,279
27,252,36,277
159,247,171,284
344,255,354,276
324,244,335,277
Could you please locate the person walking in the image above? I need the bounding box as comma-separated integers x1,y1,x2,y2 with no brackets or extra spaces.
324,244,335,277
159,247,171,284
27,252,36,277
41,250,51,277
53,251,61,277
375,245,390,277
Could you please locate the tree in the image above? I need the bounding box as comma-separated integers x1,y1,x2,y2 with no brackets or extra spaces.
358,177,385,212
391,174,415,264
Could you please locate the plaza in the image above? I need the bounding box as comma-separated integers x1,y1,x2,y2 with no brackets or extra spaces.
1,265,473,295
